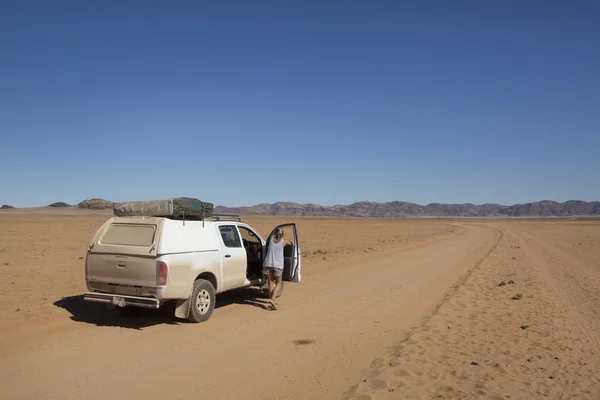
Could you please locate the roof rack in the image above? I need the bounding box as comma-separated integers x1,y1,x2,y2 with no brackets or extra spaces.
205,214,242,222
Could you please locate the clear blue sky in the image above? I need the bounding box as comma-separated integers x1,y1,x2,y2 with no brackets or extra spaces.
1,0,599,208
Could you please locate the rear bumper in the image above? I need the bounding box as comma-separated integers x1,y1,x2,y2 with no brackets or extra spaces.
84,292,160,309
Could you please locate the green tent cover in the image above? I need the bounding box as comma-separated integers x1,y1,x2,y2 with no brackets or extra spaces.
113,197,214,219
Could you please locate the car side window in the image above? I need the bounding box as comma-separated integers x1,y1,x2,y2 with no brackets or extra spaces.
219,225,242,248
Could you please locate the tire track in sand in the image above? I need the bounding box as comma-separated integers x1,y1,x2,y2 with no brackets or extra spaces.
345,224,600,400
343,224,504,399
515,230,600,355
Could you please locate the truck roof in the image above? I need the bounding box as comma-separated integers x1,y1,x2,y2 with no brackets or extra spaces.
95,215,251,256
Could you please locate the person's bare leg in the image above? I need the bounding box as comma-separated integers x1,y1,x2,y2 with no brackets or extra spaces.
266,272,274,299
270,275,282,309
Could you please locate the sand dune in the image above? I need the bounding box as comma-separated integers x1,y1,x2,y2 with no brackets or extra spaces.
0,211,598,399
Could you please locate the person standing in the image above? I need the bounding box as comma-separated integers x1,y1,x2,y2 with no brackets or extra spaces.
262,228,293,310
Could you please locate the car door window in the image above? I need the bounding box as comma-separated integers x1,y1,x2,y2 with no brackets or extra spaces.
238,227,260,246
219,225,242,248
238,226,262,257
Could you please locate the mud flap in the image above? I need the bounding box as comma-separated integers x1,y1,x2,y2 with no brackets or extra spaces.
174,298,191,319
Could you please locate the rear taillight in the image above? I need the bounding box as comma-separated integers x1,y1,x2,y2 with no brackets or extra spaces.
156,261,168,286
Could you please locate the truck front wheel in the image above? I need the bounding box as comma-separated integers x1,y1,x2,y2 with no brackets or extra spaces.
188,279,215,323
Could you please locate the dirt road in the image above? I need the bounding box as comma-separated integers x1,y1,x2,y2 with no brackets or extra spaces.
1,221,500,400
2,215,599,399
347,222,600,399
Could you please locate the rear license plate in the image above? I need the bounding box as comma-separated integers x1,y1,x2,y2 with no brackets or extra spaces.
111,296,126,307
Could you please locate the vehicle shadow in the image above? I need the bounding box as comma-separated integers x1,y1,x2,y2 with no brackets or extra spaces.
54,295,180,330
215,288,271,311
54,289,271,330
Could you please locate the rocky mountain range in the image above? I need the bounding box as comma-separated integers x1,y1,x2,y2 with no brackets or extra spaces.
215,200,600,217
3,198,597,218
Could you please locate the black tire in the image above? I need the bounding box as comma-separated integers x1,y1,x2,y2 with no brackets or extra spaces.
187,279,216,323
262,280,284,298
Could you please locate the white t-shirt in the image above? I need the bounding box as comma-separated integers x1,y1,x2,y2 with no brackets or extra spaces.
263,237,284,270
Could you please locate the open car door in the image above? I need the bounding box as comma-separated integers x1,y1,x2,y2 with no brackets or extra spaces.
265,223,301,282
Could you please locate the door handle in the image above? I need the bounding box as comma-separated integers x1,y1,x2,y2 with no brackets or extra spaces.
225,254,231,258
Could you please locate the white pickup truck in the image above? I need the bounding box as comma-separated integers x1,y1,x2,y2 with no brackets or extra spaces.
84,214,301,322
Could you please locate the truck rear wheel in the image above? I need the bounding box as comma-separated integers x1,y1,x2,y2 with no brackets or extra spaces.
188,279,215,323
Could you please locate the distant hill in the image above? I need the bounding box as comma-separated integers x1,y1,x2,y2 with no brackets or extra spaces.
215,200,600,217
48,202,70,208
1,205,15,209
77,198,114,210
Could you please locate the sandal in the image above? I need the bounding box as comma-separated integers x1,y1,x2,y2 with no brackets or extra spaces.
268,300,278,310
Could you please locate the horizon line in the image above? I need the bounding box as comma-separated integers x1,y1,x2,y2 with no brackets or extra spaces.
3,198,600,210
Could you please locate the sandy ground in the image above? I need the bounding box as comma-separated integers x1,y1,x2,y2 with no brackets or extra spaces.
0,209,599,399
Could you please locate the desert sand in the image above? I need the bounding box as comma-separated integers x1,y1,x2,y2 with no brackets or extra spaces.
1,208,599,399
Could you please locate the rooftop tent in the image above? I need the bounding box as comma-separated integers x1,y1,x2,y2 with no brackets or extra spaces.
113,197,214,219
